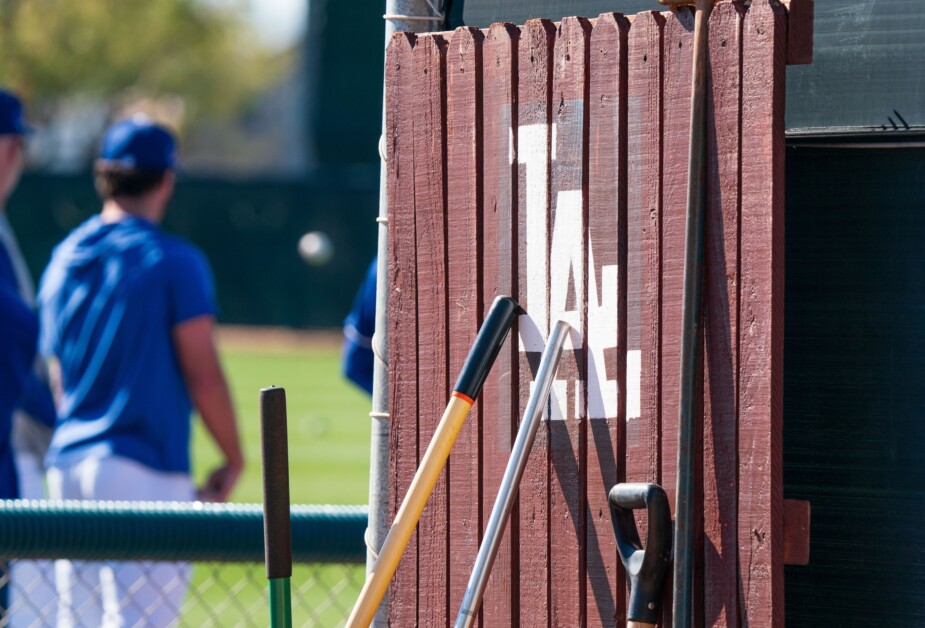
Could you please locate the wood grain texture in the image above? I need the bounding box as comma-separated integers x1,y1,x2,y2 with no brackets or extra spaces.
413,33,450,628
515,18,555,627
446,25,484,622
480,21,519,627
739,1,787,626
549,16,591,627
623,13,664,618
703,3,743,626
659,11,695,626
625,9,665,495
385,31,419,627
586,12,630,628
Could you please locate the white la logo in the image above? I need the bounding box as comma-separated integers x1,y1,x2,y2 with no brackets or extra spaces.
513,122,641,422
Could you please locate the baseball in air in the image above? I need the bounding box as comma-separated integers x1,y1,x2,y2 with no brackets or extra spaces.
298,231,334,266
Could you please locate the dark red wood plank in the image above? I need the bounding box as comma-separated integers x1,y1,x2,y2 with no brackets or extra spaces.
413,33,450,628
703,3,743,625
625,12,665,621
385,31,419,627
586,12,630,627
480,21,519,627
446,25,484,621
549,15,591,627
782,0,814,65
738,2,787,626
514,18,555,627
625,9,665,494
659,3,695,521
659,10,695,626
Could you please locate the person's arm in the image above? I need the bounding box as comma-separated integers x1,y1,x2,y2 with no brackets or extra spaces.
173,314,244,502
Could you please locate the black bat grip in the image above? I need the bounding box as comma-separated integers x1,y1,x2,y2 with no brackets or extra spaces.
260,386,292,579
452,296,521,400
608,483,672,624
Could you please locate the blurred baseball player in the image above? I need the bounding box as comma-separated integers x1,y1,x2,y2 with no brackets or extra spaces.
342,257,377,395
0,87,57,621
38,117,244,627
0,90,57,496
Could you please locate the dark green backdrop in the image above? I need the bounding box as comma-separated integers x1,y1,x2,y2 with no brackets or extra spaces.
784,142,925,625
6,169,379,328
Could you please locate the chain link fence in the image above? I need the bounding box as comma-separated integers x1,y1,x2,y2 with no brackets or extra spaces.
0,501,367,627
1,560,363,627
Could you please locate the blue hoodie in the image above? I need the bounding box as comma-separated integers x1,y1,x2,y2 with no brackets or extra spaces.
38,216,216,474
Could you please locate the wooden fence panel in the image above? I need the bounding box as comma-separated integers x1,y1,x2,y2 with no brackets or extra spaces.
385,31,419,628
385,3,803,623
413,33,450,628
480,21,519,627
739,2,787,626
515,18,556,627
549,15,591,627
549,18,591,626
659,9,696,624
625,9,665,512
703,3,744,626
445,25,485,622
586,12,629,627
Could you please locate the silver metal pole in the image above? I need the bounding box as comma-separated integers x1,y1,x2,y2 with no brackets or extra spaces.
454,320,572,628
369,2,444,626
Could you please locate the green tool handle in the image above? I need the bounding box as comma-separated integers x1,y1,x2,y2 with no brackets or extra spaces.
269,578,292,628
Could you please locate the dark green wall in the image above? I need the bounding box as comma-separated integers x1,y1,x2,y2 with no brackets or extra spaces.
6,169,379,328
784,142,925,625
309,0,385,166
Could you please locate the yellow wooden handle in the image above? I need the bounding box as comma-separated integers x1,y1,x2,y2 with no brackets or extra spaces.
346,394,474,627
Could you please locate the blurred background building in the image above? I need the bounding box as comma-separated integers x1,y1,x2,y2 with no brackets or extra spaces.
2,0,384,327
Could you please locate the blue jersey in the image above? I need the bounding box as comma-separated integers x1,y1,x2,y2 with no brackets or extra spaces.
342,258,377,395
0,285,40,498
38,215,217,474
0,238,16,291
0,237,55,430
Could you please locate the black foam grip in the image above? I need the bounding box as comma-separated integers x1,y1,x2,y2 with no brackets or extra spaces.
452,295,521,400
260,386,292,579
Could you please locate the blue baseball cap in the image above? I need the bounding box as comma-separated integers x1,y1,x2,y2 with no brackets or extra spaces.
0,89,32,136
98,116,177,171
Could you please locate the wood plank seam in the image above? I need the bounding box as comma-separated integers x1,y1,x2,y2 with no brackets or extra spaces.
386,31,420,628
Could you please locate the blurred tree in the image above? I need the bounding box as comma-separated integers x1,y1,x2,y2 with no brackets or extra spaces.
0,0,284,129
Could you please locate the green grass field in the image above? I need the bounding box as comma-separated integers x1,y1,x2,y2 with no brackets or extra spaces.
192,334,372,506
183,333,371,626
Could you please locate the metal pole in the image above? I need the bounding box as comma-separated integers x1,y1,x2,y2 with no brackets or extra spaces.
455,320,571,628
668,0,714,624
368,2,444,626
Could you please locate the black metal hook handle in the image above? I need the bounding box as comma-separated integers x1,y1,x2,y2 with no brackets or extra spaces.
608,483,672,624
